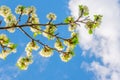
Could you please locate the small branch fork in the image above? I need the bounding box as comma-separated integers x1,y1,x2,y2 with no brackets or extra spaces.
0,40,12,51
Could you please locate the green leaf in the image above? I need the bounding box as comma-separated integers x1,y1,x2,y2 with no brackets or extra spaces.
33,32,41,37
64,16,74,23
79,5,83,11
88,29,93,34
84,12,89,16
71,33,79,45
79,5,89,16
4,38,10,44
21,6,26,10
70,50,75,56
64,17,69,23
83,6,89,16
94,15,103,21
33,32,38,37
12,44,17,49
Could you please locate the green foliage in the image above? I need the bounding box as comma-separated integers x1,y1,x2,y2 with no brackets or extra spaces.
88,29,93,34
33,31,41,37
16,56,33,70
54,39,64,51
0,34,17,59
64,16,74,23
79,5,89,16
43,24,56,40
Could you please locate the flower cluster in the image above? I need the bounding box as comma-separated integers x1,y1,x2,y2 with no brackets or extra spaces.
0,6,11,17
64,16,74,23
5,14,17,32
39,46,53,57
25,6,36,15
54,39,64,51
64,32,79,50
16,56,33,70
7,43,17,53
15,5,41,36
69,23,77,32
79,5,89,16
15,5,35,15
0,34,16,59
15,5,26,14
86,20,94,34
85,15,103,34
16,5,41,37
15,5,36,15
0,6,17,33
47,13,56,20
60,52,73,62
43,25,56,39
29,14,39,24
0,50,10,60
29,14,41,37
0,34,9,45
64,16,77,32
94,15,103,27
25,41,39,56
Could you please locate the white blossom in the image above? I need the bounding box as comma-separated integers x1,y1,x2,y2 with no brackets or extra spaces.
7,43,17,53
4,14,16,23
15,5,26,14
54,39,64,51
39,46,53,57
46,12,56,20
64,32,79,50
0,5,11,17
0,50,11,60
0,34,9,45
25,6,36,15
60,52,72,62
3,13,17,33
30,13,39,24
16,56,33,70
25,41,39,56
68,23,77,32
42,25,56,39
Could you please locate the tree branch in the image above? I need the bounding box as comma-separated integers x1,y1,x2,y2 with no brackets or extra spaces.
18,26,65,53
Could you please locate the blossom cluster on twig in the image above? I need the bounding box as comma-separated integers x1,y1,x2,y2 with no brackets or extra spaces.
0,5,102,70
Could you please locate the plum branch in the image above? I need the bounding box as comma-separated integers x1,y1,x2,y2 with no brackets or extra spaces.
0,5,102,70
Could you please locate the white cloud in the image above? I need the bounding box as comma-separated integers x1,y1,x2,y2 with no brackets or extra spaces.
0,65,20,80
34,55,50,72
69,0,120,80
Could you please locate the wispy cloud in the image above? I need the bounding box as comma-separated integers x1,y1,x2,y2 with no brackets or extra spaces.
69,0,120,80
0,65,20,80
34,55,50,72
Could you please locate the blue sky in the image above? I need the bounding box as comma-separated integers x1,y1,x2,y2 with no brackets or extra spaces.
0,0,95,80
0,0,120,80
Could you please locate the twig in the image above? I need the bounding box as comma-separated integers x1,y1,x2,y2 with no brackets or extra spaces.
30,26,67,40
18,26,65,53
